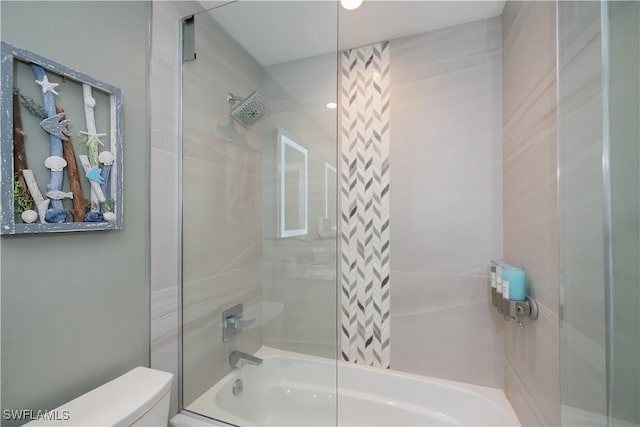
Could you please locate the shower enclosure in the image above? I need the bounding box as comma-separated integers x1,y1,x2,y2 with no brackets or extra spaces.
179,1,339,424
558,1,639,426
176,1,640,426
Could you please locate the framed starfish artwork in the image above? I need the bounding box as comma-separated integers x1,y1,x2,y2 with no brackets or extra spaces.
0,42,124,234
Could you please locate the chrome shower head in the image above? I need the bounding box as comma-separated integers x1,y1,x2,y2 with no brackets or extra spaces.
227,91,271,130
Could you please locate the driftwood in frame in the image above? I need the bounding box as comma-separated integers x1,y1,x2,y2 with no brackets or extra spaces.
57,106,89,222
22,169,49,224
0,41,124,234
12,92,31,207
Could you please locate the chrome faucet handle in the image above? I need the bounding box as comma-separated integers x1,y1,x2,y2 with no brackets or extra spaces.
222,303,256,342
225,315,255,330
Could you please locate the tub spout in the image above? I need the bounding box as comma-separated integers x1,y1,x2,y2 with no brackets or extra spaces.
229,350,263,369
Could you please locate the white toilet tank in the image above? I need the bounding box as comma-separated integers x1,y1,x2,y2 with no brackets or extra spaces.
24,367,173,427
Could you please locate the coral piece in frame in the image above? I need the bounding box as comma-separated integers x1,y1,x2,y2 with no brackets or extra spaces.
1,42,124,234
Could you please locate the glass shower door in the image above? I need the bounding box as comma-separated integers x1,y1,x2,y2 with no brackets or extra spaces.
180,2,338,426
606,2,639,424
558,1,640,426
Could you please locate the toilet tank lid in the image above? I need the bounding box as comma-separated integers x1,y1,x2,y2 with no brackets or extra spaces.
25,367,173,427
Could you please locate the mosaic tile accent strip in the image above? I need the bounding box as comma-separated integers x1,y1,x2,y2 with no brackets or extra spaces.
340,41,391,368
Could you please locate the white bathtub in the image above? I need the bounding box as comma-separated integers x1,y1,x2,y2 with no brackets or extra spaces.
184,347,520,427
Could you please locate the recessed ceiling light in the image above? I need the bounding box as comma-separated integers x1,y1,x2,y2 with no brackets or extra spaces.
326,102,337,109
341,0,363,11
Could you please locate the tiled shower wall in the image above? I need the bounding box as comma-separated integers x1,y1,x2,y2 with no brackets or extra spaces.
261,56,338,358
150,1,234,415
149,4,561,417
338,18,504,381
180,8,267,407
388,18,504,388
150,1,197,416
150,1,338,414
502,2,560,425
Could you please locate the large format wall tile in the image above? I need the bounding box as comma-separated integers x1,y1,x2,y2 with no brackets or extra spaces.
389,17,504,387
182,156,262,283
149,3,341,411
258,78,338,359
263,260,337,358
182,265,262,404
150,285,180,415
150,1,207,416
151,148,179,292
505,304,560,426
391,271,504,387
502,2,560,425
150,1,266,413
180,9,265,404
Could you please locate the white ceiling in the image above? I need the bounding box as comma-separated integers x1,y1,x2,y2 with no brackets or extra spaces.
204,0,506,137
210,0,506,66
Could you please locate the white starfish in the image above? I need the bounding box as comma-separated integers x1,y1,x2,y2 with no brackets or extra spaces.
79,131,107,146
35,75,60,95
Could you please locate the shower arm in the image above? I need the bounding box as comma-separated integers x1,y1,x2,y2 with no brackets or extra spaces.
227,93,243,105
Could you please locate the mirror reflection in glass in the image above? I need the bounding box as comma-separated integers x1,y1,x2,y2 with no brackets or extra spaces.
319,162,337,237
279,131,308,237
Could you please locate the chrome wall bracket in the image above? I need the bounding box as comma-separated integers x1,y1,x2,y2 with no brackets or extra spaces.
182,15,196,62
503,296,539,327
